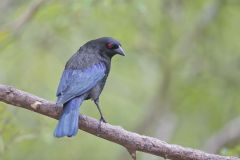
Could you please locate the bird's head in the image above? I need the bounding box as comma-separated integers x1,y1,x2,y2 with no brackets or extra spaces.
89,37,125,58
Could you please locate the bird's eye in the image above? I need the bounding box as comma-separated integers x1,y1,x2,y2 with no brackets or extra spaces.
106,43,119,49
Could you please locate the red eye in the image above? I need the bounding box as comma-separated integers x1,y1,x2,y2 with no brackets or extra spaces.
106,43,113,49
106,43,119,49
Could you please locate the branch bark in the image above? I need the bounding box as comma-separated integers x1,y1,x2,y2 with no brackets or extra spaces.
0,84,239,160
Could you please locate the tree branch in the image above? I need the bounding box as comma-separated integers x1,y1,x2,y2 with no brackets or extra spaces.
0,0,46,50
11,0,46,33
203,117,240,153
0,84,238,160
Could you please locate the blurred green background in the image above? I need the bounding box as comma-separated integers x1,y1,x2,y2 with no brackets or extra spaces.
0,0,240,159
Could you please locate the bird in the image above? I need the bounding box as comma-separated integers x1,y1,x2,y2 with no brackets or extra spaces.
54,37,125,138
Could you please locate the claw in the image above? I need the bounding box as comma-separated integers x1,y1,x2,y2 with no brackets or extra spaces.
97,117,107,136
100,117,107,123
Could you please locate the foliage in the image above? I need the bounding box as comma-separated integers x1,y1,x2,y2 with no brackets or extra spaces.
0,0,240,159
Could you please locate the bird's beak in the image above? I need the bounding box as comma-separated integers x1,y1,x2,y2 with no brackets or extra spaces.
115,46,125,56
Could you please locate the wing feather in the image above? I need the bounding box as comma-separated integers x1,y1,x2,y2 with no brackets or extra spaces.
56,63,106,105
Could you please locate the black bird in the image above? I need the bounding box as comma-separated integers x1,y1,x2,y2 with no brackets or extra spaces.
54,37,125,138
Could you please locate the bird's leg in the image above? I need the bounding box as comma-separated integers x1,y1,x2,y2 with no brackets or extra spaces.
94,99,107,123
94,99,107,135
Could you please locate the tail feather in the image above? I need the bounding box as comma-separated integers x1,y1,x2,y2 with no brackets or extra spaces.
54,96,84,138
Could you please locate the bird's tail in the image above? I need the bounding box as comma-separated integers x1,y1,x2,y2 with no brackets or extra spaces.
54,96,84,138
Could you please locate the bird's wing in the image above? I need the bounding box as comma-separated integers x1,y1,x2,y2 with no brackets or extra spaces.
56,63,106,105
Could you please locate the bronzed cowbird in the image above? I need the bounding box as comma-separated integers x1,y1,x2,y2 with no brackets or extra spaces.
54,37,125,138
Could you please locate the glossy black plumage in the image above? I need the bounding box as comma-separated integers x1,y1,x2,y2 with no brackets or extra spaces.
54,37,125,138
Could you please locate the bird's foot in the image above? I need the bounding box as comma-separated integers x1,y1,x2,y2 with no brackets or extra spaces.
100,116,107,123
97,117,107,136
